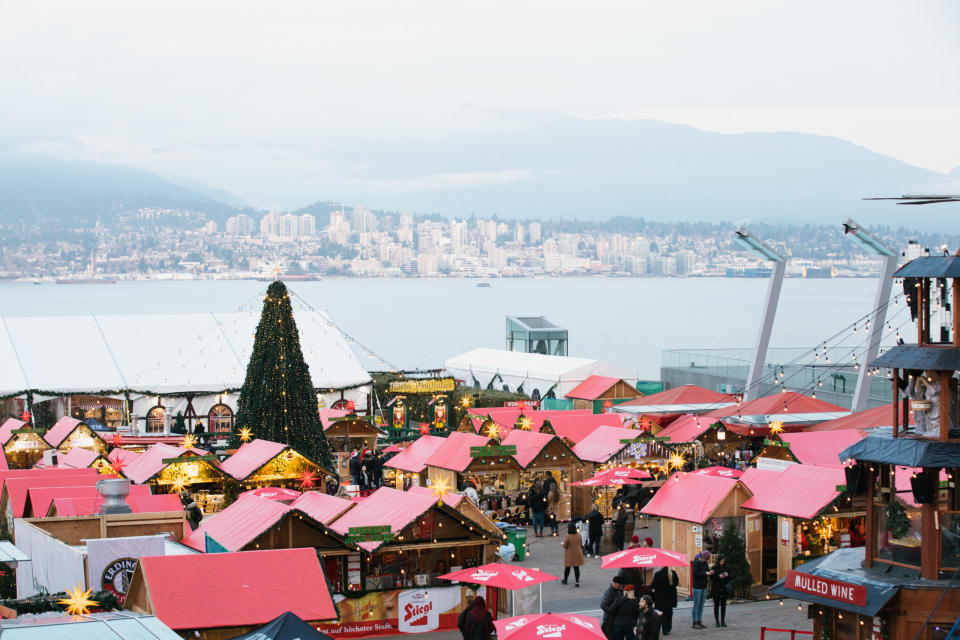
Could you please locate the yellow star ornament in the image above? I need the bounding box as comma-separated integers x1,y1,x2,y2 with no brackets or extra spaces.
181,433,197,450
768,420,785,436
238,427,253,443
431,478,451,506
667,453,686,471
484,423,500,440
59,583,98,615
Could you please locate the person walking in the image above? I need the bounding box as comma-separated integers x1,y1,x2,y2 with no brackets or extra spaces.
613,505,628,551
546,481,560,536
561,522,584,587
529,479,547,537
600,575,624,640
586,503,605,558
607,584,641,640
690,550,712,629
636,594,662,640
457,595,494,640
710,554,730,627
650,565,679,636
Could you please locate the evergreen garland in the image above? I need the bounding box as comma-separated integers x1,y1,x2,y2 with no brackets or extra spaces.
230,281,333,469
885,500,910,539
717,520,753,599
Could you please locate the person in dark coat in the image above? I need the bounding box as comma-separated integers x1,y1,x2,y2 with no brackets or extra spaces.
179,490,202,530
710,554,731,627
615,566,644,595
636,594,661,640
586,504,605,557
457,595,494,640
348,451,361,486
600,575,624,640
529,479,547,537
690,550,712,629
607,584,640,640
650,565,679,635
372,451,384,487
613,505,628,551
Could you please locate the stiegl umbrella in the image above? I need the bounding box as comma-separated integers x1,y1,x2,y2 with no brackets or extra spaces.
438,563,558,589
495,613,606,640
569,467,652,486
600,547,688,569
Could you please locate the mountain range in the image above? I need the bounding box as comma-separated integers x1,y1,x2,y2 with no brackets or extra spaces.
1,115,958,231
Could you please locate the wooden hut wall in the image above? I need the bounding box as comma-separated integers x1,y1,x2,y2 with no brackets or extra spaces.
244,514,353,555
26,512,188,545
244,450,325,487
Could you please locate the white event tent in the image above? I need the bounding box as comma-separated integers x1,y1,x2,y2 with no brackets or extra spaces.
0,309,372,428
444,347,636,400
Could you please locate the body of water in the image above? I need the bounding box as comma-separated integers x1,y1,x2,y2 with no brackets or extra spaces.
0,277,898,379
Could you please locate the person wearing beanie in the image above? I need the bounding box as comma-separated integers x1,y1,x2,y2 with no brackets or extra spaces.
600,576,625,639
628,535,641,548
644,537,654,547
609,584,641,640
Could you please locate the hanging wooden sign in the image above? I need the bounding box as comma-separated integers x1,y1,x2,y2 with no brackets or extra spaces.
469,445,517,458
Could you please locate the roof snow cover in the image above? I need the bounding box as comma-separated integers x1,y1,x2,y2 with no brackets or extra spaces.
445,348,636,399
0,310,371,397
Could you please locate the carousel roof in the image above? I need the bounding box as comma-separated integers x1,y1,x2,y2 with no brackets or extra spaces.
805,403,911,432
327,487,444,551
43,417,97,448
26,483,153,518
383,435,447,473
614,385,735,413
290,491,356,523
123,443,211,485
704,392,846,422
780,431,866,467
51,492,183,517
0,418,25,445
219,439,288,481
571,425,642,463
136,548,337,630
0,309,371,397
740,464,846,520
641,473,745,524
6,473,114,518
423,431,494,472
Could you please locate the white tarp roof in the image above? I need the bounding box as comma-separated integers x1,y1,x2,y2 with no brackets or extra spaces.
444,347,636,398
0,310,371,396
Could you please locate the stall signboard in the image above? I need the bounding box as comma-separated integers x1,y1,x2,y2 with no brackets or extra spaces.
504,400,540,409
346,526,396,543
469,445,517,458
388,378,456,394
785,570,866,606
619,436,669,444
319,585,470,638
160,455,219,464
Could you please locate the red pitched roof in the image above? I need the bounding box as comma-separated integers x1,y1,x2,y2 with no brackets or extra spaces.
571,425,642,463
138,548,337,630
780,431,866,467
464,408,593,433
740,465,846,520
51,493,183,517
618,385,734,408
656,414,716,443
182,495,292,552
805,403,912,432
34,447,103,470
219,439,288,481
705,392,845,419
641,473,746,523
123,443,211,484
407,485,465,508
42,417,84,448
423,431,494,472
384,435,447,473
0,467,98,496
290,491,356,523
5,473,114,518
500,430,558,468
319,408,350,429
0,419,25,445
327,487,440,551
565,376,627,401
546,413,625,443
27,483,153,517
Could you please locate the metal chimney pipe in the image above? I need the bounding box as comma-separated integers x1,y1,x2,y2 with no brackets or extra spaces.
97,478,132,514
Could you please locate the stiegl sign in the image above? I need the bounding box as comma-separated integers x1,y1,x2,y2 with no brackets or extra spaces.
785,570,866,607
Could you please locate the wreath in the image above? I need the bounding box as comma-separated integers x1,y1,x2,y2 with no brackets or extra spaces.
886,500,910,539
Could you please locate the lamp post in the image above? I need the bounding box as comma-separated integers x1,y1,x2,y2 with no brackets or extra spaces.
843,219,897,412
735,228,788,402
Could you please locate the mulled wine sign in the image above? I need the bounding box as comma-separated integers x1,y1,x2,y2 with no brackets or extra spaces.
785,570,866,606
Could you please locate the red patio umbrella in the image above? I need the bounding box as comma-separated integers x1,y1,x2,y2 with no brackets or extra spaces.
600,547,688,569
438,563,558,589
570,467,652,486
495,613,605,640
239,487,301,503
691,466,743,479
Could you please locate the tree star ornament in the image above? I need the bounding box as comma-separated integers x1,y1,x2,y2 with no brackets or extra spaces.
299,470,316,490
58,583,98,616
238,427,253,443
768,420,785,436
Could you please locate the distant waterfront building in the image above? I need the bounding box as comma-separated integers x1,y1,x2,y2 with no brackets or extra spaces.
225,214,253,236
280,213,298,237
203,220,218,234
902,240,929,261
528,222,542,244
451,220,468,253
299,213,316,237
557,234,579,256
514,223,525,245
674,250,695,275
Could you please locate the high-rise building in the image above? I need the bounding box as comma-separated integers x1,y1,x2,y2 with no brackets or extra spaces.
226,214,253,236
451,220,468,253
675,250,696,275
299,214,316,236
514,224,525,245
528,222,542,244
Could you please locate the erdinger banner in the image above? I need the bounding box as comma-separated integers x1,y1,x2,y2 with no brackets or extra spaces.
86,535,165,604
320,586,478,638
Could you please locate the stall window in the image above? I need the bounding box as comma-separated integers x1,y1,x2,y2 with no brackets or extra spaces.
875,501,922,568
146,406,166,433
208,404,234,433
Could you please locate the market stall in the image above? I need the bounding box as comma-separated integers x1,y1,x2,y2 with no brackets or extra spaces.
42,417,110,455
123,443,228,513
740,464,863,584
383,435,447,490
33,446,112,472
219,439,333,492
498,429,582,522
3,426,52,469
323,415,385,483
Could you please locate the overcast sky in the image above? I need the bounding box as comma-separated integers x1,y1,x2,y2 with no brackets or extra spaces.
1,0,958,209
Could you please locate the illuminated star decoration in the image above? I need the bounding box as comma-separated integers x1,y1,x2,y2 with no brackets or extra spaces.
431,477,451,506
346,400,356,413
18,410,32,424
58,583,98,616
668,453,686,471
105,457,126,475
419,422,431,435
111,432,124,447
181,434,197,450
485,422,500,440
768,420,785,436
299,470,316,490
170,476,188,493
238,427,253,443
517,415,532,431
639,417,652,433
460,396,472,408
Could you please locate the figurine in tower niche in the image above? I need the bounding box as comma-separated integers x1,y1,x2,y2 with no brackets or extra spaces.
908,371,959,437
905,372,932,435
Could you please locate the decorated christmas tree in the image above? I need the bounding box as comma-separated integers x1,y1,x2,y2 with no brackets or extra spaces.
718,519,753,599
231,281,332,469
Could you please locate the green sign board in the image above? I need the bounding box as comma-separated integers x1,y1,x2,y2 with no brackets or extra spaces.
619,436,669,444
469,445,518,458
161,455,219,464
762,439,790,448
346,525,395,543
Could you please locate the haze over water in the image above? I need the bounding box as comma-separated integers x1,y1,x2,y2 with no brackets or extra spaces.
0,278,893,379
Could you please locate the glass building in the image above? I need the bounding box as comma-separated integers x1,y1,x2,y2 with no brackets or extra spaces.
505,316,568,356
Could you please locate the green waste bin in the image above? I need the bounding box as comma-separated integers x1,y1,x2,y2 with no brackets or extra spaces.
506,527,527,561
